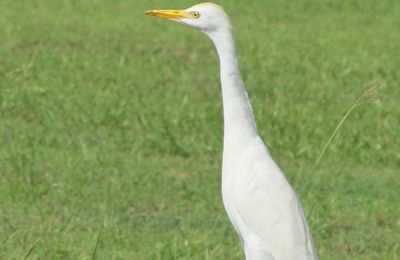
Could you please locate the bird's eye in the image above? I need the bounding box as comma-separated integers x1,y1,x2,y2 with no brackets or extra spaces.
192,11,200,18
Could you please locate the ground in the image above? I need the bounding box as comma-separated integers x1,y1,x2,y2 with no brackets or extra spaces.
0,0,399,259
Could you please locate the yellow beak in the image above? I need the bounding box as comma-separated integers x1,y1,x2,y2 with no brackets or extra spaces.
144,9,187,19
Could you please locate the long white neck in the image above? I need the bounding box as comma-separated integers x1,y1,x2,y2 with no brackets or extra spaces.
208,29,258,152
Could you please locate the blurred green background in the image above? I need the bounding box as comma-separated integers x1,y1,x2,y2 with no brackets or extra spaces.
0,0,399,259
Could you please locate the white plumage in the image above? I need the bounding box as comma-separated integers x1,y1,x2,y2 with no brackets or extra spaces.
145,3,318,259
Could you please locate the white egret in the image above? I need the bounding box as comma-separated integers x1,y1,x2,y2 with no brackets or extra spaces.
145,3,318,260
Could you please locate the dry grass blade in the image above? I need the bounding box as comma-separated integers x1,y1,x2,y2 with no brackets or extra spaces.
90,226,103,260
23,239,40,259
314,84,384,166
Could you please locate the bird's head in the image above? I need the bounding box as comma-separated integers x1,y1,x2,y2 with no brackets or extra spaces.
145,3,231,35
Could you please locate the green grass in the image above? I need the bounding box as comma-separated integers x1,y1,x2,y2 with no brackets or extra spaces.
0,0,399,259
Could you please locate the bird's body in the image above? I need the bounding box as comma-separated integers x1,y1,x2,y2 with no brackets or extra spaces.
146,3,318,259
222,136,316,259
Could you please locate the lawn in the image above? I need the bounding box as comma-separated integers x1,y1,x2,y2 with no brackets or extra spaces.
0,0,399,259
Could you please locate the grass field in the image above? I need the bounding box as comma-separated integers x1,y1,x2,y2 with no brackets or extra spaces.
1,0,399,259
